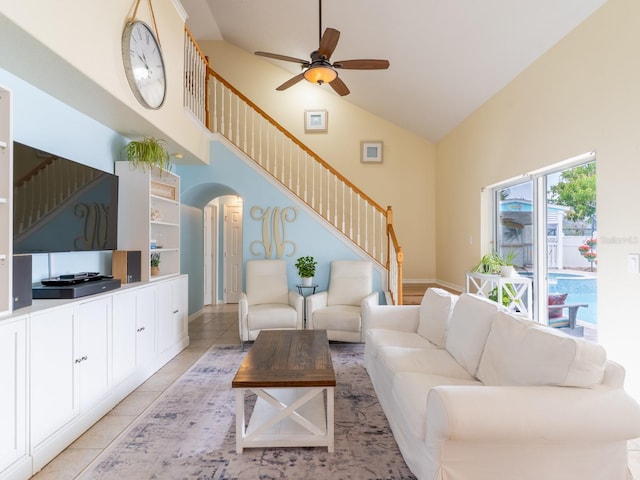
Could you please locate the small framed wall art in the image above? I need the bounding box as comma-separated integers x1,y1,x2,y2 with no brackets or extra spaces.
361,141,383,164
304,110,328,133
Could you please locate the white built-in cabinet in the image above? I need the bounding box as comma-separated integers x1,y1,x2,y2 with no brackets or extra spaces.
156,275,188,355
0,316,28,479
0,86,12,316
112,285,156,386
30,306,77,448
115,162,181,282
0,275,188,480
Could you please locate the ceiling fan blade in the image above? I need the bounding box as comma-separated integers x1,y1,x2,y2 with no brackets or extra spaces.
255,51,309,66
276,73,306,91
333,59,390,70
329,76,350,96
318,28,340,59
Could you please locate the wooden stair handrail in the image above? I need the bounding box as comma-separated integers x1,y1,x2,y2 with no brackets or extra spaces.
208,67,387,217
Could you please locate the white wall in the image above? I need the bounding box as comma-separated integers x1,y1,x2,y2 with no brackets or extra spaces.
436,0,640,398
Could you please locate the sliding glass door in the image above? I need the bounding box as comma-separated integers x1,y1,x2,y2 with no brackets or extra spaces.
492,155,597,340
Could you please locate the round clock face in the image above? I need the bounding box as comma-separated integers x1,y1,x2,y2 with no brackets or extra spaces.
122,21,167,109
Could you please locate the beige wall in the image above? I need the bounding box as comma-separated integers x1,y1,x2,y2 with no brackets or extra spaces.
201,41,436,280
0,0,210,163
437,0,640,397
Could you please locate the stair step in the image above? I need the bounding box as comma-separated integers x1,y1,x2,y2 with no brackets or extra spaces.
402,283,459,305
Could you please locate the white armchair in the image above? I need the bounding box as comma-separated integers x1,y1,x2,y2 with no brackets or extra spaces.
238,260,303,347
306,260,379,342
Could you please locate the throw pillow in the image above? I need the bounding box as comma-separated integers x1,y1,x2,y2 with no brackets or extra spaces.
548,293,568,319
417,288,458,347
477,311,607,387
445,293,502,376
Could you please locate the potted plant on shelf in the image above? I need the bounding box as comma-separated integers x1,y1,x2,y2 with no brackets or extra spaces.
124,136,171,172
295,256,317,286
150,253,161,276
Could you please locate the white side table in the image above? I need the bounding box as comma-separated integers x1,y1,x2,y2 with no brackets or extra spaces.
465,272,532,318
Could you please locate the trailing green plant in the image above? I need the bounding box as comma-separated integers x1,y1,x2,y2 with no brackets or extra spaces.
295,256,317,278
150,252,161,267
469,250,516,275
488,284,517,306
124,137,171,172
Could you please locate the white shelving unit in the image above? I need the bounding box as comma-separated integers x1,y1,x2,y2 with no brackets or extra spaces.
0,86,12,316
115,162,181,282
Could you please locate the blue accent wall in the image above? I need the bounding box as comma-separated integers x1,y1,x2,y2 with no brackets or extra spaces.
1,67,128,281
177,140,383,315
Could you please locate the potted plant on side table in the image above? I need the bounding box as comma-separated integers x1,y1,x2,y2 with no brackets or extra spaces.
468,250,518,306
295,256,317,286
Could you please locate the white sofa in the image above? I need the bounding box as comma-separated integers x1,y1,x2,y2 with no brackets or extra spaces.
364,288,640,480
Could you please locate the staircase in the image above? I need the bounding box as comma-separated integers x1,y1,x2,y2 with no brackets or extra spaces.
184,29,403,304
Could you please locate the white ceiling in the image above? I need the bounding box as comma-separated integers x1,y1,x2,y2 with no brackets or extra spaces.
182,0,606,143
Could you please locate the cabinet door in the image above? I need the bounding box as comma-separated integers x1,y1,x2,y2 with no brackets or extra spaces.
77,298,111,411
136,286,156,367
156,277,188,354
30,306,77,446
112,290,137,386
0,316,27,473
155,281,173,354
173,276,188,341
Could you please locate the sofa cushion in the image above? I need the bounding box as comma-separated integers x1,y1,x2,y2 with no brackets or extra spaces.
417,288,458,347
445,293,502,377
366,329,438,355
247,304,298,330
477,311,607,387
377,346,476,387
327,261,372,306
312,305,361,332
392,372,482,441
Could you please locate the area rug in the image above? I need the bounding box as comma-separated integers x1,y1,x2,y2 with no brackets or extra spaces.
80,344,415,480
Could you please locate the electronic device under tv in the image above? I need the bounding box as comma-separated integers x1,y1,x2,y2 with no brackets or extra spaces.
13,141,118,254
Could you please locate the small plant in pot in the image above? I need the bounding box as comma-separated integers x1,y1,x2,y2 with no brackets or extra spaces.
150,253,161,276
469,250,518,306
295,256,317,286
469,250,517,276
124,136,171,172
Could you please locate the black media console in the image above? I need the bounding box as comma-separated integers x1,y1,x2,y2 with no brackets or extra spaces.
33,272,121,299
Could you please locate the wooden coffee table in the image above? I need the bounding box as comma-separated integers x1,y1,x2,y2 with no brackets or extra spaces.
232,329,336,453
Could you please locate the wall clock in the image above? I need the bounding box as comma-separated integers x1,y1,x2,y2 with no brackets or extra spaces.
122,21,166,109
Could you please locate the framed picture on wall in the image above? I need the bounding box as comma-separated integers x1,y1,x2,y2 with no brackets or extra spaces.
304,110,328,133
361,141,383,164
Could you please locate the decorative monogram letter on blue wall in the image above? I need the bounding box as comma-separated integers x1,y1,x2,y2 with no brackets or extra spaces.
250,206,298,259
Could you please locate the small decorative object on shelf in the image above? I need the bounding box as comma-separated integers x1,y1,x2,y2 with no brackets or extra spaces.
150,208,162,221
150,253,161,276
295,255,317,285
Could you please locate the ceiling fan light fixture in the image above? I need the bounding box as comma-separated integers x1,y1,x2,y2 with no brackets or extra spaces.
303,64,337,85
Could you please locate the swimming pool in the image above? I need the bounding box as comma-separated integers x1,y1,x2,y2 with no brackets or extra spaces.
519,271,597,325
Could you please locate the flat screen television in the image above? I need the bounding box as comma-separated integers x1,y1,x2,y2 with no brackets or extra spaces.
13,141,118,254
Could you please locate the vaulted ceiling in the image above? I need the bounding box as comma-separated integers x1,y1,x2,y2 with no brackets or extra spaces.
182,0,606,143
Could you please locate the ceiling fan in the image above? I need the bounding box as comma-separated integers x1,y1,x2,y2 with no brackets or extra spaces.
254,0,390,96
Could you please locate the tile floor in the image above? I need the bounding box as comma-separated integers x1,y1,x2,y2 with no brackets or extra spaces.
28,303,640,480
